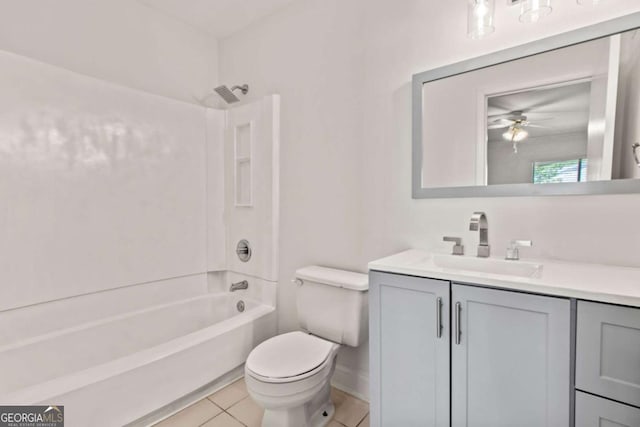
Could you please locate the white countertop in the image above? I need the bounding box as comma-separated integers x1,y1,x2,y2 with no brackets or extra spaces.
368,249,640,308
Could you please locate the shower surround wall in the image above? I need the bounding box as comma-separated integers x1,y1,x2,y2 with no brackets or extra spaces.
0,49,221,312
219,0,640,399
0,38,283,427
0,0,221,310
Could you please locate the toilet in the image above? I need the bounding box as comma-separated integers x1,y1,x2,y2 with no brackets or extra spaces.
244,266,368,427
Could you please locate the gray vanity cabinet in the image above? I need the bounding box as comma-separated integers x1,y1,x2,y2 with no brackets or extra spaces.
369,271,450,427
576,301,640,408
370,272,572,427
576,391,640,426
450,284,571,427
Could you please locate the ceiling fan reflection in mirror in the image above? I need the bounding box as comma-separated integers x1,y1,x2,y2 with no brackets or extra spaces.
488,111,549,153
486,79,592,154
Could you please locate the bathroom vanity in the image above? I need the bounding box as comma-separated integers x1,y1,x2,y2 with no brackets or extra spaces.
368,250,640,427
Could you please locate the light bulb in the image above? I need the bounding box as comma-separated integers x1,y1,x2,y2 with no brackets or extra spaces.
502,127,529,142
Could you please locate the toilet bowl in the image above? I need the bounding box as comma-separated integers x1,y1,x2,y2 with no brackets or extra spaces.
245,332,340,427
244,266,368,427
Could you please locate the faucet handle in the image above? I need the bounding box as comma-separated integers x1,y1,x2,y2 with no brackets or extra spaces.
443,236,464,256
506,240,532,261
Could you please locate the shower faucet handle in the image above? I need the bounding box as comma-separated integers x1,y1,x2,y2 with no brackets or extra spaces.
443,236,464,256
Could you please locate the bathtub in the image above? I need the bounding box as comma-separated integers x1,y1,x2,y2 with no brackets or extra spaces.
0,274,276,426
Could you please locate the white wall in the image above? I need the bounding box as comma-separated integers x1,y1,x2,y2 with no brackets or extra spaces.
0,0,218,103
220,0,640,398
220,0,367,395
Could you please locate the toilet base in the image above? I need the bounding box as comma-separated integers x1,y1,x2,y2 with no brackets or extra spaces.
312,401,335,427
259,380,335,427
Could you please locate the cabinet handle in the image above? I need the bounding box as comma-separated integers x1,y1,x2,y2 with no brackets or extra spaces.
455,302,462,345
436,297,443,338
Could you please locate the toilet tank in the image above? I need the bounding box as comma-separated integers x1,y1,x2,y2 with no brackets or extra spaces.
295,266,368,347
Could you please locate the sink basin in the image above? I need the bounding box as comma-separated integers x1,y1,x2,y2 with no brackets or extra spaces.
432,254,543,279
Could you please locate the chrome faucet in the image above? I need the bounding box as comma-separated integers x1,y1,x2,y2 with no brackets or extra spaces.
230,280,249,292
469,212,490,258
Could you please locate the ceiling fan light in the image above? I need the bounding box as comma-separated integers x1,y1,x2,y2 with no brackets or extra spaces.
519,0,552,23
502,127,529,142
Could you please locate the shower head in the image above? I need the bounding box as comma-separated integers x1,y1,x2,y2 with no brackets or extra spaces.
214,84,249,104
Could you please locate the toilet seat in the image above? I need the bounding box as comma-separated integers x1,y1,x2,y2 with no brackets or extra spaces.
246,332,338,384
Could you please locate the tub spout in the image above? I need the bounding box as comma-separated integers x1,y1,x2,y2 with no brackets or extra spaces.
230,280,249,292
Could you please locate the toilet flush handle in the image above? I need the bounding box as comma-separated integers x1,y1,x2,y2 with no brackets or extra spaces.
292,278,303,286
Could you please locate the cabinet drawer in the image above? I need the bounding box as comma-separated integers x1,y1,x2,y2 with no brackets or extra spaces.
576,391,640,427
576,301,640,407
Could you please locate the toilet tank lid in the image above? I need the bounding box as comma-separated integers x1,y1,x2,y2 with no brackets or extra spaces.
295,266,368,291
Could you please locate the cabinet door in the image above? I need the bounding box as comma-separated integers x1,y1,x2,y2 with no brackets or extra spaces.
369,271,450,427
576,391,640,427
451,284,571,427
576,301,640,407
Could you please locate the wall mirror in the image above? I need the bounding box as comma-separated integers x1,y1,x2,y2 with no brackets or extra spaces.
412,13,640,198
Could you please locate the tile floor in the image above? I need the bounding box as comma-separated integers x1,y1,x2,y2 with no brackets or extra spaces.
153,377,369,427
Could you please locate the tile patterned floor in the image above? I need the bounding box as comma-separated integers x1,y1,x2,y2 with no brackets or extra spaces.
153,378,369,427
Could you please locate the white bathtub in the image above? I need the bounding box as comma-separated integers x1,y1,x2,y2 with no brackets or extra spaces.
0,274,276,426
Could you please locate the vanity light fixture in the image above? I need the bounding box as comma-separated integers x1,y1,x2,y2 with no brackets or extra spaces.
469,0,601,40
467,0,496,39
519,0,553,23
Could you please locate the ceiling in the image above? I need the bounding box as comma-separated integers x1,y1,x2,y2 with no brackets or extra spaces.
139,0,298,38
487,81,592,143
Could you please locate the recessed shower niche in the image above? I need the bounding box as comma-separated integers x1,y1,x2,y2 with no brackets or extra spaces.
234,121,253,206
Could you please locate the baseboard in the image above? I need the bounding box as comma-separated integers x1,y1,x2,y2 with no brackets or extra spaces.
331,364,370,402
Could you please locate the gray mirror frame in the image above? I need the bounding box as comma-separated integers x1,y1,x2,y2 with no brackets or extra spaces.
412,12,640,199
